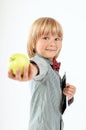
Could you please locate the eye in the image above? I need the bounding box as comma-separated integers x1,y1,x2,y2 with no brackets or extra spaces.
55,37,61,41
43,37,49,40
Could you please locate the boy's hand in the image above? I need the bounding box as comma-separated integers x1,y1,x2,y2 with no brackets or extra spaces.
63,83,76,100
8,63,38,81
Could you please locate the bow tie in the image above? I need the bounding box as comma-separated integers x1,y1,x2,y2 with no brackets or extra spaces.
52,58,61,72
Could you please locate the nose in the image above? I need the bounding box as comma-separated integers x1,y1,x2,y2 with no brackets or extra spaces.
49,39,56,46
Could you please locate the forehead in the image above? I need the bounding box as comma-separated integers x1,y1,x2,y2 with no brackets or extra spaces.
41,33,59,38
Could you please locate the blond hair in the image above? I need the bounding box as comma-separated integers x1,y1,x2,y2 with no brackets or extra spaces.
27,17,63,58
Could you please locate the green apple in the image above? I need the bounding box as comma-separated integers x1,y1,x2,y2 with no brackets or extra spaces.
9,53,30,75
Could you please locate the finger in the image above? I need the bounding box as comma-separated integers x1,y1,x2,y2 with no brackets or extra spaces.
66,85,76,93
8,69,15,79
63,87,73,95
8,69,12,77
15,68,22,80
23,66,29,80
66,84,76,90
63,89,75,99
63,90,73,99
66,87,75,94
63,88,70,95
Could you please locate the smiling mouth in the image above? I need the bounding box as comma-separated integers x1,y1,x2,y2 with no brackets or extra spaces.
46,49,57,51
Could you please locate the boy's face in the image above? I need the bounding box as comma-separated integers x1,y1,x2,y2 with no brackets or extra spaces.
35,34,62,61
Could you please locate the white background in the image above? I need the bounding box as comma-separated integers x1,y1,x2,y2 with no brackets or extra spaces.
0,0,86,130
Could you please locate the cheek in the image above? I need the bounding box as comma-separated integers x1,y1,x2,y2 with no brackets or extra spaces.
58,42,62,49
36,44,41,50
36,42,46,49
36,43,44,53
56,43,62,54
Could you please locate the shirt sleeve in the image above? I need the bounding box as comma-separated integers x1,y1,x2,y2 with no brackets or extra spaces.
30,56,49,81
